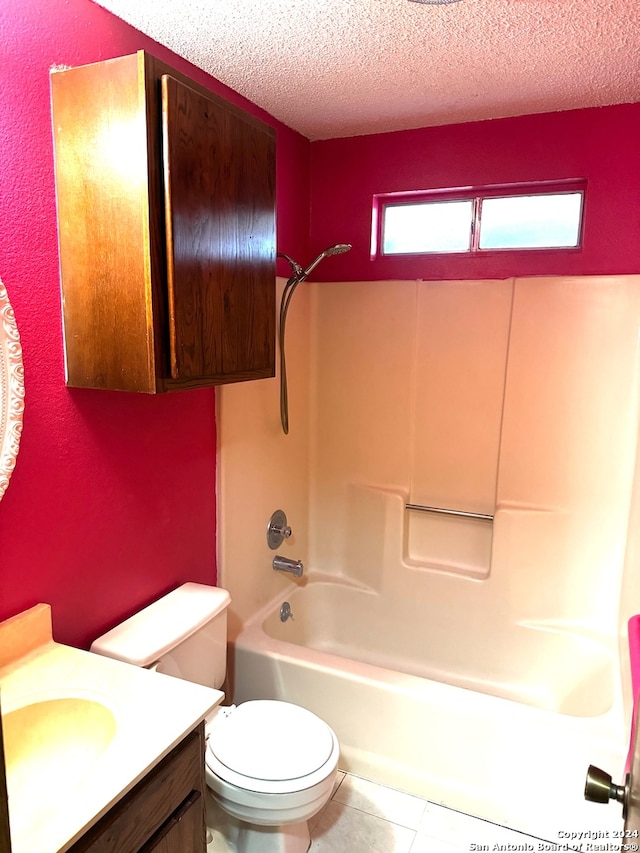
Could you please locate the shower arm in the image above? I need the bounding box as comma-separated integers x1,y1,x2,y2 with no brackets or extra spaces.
277,244,351,435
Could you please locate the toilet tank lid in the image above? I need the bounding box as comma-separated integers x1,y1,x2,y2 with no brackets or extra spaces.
89,583,231,667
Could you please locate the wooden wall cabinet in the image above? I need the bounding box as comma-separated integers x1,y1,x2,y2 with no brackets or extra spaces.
69,725,206,853
51,51,276,393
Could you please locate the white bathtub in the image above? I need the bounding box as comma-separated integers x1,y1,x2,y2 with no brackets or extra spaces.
230,577,628,842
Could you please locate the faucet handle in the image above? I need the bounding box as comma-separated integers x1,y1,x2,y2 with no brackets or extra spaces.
267,509,292,550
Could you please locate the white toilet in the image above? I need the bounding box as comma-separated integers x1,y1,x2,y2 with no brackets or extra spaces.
90,582,339,853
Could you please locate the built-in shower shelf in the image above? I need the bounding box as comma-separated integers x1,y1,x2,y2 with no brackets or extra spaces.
405,502,493,579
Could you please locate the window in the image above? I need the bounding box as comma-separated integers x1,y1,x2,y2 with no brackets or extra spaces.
383,199,473,254
374,181,585,258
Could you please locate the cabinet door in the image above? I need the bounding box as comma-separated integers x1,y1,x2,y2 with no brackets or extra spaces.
161,74,276,385
139,791,203,853
51,53,160,393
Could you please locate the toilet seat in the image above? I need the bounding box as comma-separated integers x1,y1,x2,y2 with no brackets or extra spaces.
206,700,339,795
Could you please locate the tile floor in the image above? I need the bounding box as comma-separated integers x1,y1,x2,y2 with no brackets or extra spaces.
309,771,549,853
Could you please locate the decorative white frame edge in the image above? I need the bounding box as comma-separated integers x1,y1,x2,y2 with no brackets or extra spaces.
0,279,24,500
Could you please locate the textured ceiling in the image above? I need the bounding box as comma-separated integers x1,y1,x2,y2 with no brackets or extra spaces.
94,0,640,140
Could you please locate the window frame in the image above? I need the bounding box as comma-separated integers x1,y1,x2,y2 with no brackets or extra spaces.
371,179,587,260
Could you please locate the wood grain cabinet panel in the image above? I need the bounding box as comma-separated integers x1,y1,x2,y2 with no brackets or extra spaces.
51,51,276,393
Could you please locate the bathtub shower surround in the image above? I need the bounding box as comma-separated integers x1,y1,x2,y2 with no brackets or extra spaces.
219,274,640,842
311,276,640,597
308,277,640,685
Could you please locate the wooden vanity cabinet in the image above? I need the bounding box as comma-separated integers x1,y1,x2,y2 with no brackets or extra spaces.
51,51,276,393
69,724,206,853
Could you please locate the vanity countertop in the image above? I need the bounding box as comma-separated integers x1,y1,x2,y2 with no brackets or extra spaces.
0,603,223,853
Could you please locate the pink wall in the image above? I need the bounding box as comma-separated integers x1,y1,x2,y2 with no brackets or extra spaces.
309,104,640,281
0,0,309,648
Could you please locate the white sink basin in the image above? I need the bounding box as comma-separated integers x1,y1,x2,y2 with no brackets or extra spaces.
3,697,117,809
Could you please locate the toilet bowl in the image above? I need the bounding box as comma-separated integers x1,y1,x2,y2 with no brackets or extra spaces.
204,700,339,852
89,583,340,853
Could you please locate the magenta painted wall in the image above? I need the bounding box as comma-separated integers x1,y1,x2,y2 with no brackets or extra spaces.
309,104,640,281
0,0,310,648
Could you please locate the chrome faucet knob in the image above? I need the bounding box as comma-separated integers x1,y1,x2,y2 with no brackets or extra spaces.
267,509,292,549
280,602,294,622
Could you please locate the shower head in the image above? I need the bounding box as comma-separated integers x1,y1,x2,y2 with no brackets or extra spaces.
325,243,352,256
302,243,352,279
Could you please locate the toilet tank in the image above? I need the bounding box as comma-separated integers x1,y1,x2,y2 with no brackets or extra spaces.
90,583,231,689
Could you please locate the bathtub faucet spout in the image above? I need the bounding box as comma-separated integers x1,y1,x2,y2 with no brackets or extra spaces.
273,555,304,578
